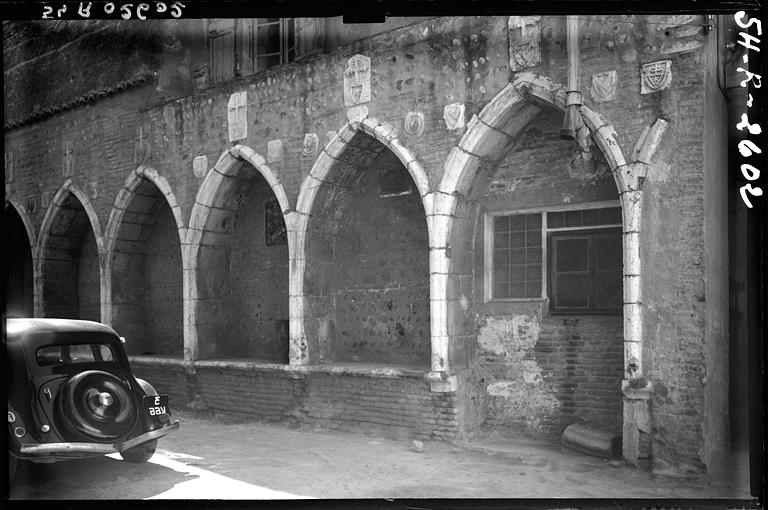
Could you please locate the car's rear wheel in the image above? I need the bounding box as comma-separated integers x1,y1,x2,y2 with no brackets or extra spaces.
120,439,158,463
57,370,138,441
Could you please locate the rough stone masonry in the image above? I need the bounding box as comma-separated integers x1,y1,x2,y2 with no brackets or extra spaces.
4,14,746,477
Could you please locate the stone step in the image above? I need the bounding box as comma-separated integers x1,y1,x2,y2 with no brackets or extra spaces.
561,423,621,459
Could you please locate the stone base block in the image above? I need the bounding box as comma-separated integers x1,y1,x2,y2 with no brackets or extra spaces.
561,423,621,459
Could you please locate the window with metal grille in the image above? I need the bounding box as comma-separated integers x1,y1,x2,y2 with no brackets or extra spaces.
488,205,622,314
492,213,542,299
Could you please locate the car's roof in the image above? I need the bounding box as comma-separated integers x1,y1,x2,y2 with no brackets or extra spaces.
6,318,118,338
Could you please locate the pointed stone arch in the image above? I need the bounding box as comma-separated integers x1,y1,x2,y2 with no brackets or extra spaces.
434,72,656,379
34,179,105,319
5,192,37,317
291,117,433,366
186,144,293,362
104,165,186,356
5,192,38,254
435,72,669,462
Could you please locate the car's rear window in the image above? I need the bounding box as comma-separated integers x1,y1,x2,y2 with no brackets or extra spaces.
36,343,115,366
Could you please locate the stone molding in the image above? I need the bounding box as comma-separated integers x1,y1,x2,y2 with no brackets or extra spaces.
103,166,187,329
34,179,106,318
292,117,432,367
185,145,292,362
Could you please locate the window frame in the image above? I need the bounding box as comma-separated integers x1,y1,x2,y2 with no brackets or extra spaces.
547,227,623,314
206,18,296,85
484,200,622,311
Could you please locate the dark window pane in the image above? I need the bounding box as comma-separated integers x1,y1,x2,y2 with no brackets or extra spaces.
509,215,525,231
509,249,525,265
554,238,589,271
494,267,509,283
257,54,280,71
525,213,541,229
257,23,281,56
600,207,622,225
594,233,622,270
582,208,600,226
494,216,510,233
509,264,525,280
526,230,541,247
493,279,509,298
526,264,542,281
493,249,509,268
495,233,509,249
526,247,542,264
526,280,542,298
565,210,582,227
554,274,590,308
594,271,623,308
548,211,564,228
508,281,525,298
37,344,114,366
509,233,525,248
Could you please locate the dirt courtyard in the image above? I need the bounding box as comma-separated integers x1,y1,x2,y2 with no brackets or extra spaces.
9,410,754,501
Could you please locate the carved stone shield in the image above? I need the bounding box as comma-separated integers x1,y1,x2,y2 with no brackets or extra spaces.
590,70,617,103
641,60,672,94
192,155,208,178
302,133,319,156
267,139,284,163
343,54,372,107
227,91,248,142
443,103,465,130
508,16,541,71
404,112,425,138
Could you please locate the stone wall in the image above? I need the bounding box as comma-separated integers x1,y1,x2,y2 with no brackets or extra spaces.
131,359,461,440
4,15,732,474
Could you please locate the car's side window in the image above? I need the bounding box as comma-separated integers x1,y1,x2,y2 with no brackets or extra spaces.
36,344,114,366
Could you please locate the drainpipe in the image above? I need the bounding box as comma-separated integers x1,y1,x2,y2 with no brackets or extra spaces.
559,15,592,159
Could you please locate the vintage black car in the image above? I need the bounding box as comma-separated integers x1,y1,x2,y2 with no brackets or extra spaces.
6,318,179,480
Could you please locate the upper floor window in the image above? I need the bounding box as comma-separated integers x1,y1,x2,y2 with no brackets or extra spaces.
486,204,623,314
206,18,296,84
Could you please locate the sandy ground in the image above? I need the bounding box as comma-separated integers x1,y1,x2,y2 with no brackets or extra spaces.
8,410,755,501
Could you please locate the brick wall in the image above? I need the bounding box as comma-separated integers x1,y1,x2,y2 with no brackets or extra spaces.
131,359,461,440
227,176,289,362
42,193,100,320
77,231,100,321
5,15,728,470
330,150,430,364
471,105,623,440
145,199,184,356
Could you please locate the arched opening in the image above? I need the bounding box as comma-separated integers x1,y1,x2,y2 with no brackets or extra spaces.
4,203,34,317
437,74,634,445
39,191,101,320
468,106,624,439
110,178,183,356
193,156,290,362
304,132,430,367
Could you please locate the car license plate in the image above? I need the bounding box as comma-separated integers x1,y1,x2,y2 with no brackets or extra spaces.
143,395,169,417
